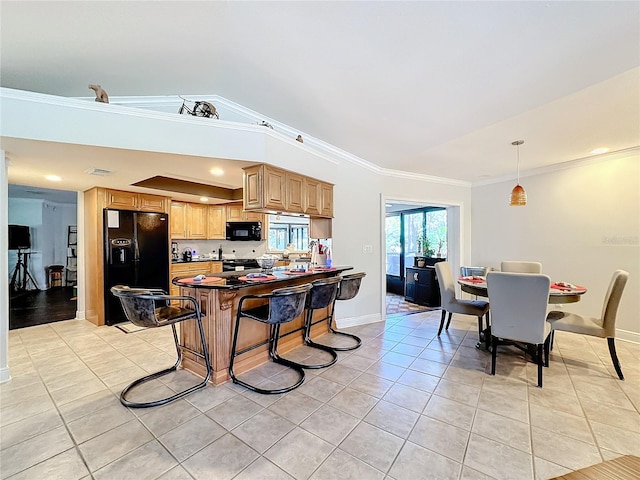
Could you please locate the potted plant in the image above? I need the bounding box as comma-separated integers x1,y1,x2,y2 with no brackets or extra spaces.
416,233,435,267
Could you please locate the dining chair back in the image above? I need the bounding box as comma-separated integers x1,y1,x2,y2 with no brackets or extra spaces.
500,261,542,274
435,262,490,342
547,270,629,380
486,272,551,387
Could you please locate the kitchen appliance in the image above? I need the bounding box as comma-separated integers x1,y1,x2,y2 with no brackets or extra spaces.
222,258,260,272
104,209,169,325
171,242,179,261
226,222,262,241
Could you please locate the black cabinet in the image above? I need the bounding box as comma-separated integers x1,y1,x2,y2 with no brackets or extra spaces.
405,266,441,307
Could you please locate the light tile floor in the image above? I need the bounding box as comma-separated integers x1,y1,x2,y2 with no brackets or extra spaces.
1,311,639,480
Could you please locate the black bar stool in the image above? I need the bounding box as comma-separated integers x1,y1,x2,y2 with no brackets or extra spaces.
229,283,311,395
289,277,340,369
110,285,212,408
307,272,366,351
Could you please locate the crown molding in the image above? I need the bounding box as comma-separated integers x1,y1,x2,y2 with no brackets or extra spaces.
471,146,640,187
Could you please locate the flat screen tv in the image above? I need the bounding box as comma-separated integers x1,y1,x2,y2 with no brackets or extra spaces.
9,225,31,250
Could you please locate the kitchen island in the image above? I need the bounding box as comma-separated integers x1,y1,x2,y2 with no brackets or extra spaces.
172,266,352,385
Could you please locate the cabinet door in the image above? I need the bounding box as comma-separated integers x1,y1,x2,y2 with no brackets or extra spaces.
226,204,244,222
187,204,208,239
264,166,287,211
207,205,226,239
138,194,166,212
210,262,223,274
170,202,187,238
404,268,418,302
243,165,263,210
105,190,137,210
304,178,322,216
320,183,334,218
286,173,304,213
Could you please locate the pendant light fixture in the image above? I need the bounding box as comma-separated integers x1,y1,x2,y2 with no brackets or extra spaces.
509,140,527,206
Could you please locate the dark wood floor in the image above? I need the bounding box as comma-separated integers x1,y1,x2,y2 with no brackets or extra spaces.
9,287,77,330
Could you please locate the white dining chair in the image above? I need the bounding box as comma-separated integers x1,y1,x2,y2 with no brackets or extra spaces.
435,262,490,340
486,272,551,387
546,270,629,380
501,261,542,273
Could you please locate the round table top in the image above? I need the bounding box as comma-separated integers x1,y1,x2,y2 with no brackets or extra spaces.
458,276,587,304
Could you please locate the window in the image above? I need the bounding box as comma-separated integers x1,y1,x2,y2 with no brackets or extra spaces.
267,214,309,251
385,215,401,275
385,206,447,278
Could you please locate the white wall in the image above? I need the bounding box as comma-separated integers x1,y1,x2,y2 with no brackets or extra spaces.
471,150,640,339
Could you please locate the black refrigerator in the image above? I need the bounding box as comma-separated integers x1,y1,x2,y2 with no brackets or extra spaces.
103,209,169,325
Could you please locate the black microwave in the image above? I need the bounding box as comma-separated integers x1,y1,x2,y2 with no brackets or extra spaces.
226,222,262,241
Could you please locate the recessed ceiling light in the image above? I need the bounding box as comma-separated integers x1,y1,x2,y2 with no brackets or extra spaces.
385,204,393,207
590,147,610,155
45,175,62,182
200,197,209,202
209,167,224,176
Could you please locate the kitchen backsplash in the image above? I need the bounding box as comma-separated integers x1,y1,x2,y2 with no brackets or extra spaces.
173,240,267,260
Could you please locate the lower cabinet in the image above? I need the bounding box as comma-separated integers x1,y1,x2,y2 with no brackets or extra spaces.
404,267,441,307
169,261,222,304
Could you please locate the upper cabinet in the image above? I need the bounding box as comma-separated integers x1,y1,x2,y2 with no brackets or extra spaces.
171,201,208,239
207,205,226,239
243,164,333,218
104,189,169,213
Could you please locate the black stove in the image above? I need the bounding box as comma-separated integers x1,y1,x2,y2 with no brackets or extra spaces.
222,258,260,272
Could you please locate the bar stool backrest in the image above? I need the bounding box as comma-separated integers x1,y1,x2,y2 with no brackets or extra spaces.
110,285,161,328
267,284,311,324
308,276,341,309
336,272,366,301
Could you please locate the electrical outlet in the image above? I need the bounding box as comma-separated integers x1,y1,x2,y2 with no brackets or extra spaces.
363,244,373,254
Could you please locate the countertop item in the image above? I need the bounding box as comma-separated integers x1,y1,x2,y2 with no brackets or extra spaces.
173,266,352,290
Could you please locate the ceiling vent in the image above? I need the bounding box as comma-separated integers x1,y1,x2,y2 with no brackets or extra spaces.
85,167,113,176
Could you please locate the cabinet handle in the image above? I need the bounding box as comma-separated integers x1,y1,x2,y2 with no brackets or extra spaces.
414,273,419,281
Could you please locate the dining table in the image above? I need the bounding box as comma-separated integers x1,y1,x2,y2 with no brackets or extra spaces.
458,276,587,304
457,275,587,351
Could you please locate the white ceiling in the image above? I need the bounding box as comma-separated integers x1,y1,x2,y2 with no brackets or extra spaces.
1,1,639,195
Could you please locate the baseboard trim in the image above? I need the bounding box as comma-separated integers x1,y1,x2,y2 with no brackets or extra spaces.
0,367,11,383
336,313,383,329
616,329,640,344
75,310,86,321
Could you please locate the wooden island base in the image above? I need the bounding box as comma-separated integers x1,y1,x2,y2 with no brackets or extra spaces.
176,270,348,385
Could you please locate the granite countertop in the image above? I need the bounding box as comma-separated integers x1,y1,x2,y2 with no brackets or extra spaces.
172,258,222,264
172,266,352,290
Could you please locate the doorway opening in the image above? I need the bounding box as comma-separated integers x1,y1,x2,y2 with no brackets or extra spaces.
8,185,78,329
383,199,460,317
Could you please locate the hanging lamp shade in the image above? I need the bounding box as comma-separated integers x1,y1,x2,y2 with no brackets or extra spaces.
509,140,527,206
510,184,527,206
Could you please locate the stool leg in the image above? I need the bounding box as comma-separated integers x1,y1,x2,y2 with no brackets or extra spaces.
120,316,211,408
230,317,306,395
284,308,337,369
323,300,362,351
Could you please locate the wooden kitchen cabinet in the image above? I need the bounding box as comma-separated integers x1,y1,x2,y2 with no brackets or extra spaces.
243,164,334,217
169,261,223,304
243,164,287,212
104,189,168,212
170,202,188,238
304,178,322,216
320,182,333,217
207,205,226,239
226,204,244,222
171,201,207,239
286,172,305,213
188,203,208,239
